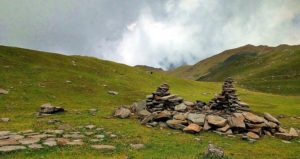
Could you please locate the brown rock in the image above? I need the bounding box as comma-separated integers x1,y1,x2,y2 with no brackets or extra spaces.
206,115,227,127
246,132,260,139
56,138,70,145
0,139,18,146
264,113,280,124
289,128,299,137
228,113,245,128
203,120,212,130
173,113,186,121
217,124,230,132
275,133,293,140
242,112,264,123
183,124,202,133
154,111,172,121
114,107,131,118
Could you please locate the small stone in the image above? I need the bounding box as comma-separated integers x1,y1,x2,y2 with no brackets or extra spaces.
39,103,64,114
56,138,70,145
85,125,96,129
183,101,194,106
114,107,131,119
154,111,172,121
183,123,202,133
85,132,95,136
88,109,97,115
63,134,85,139
108,91,118,95
228,113,245,128
67,139,84,145
91,144,116,150
246,132,260,139
281,140,291,144
0,88,9,95
0,131,10,136
1,118,10,122
130,144,145,150
90,139,101,142
58,124,72,130
19,138,40,145
43,140,57,147
0,145,26,152
48,119,61,124
110,134,117,138
28,144,43,149
95,135,105,139
217,124,230,132
204,143,224,158
8,134,24,140
173,113,186,121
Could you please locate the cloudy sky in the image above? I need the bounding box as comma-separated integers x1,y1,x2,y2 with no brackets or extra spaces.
1,0,300,69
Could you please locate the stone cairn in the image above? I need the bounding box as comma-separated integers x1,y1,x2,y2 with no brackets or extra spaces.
121,78,299,141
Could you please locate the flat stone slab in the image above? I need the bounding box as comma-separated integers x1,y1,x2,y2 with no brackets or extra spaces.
0,139,18,146
91,144,116,150
19,138,40,145
28,144,43,149
43,140,57,147
0,146,26,152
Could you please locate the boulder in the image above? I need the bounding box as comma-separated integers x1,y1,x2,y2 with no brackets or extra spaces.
39,103,65,114
204,143,224,158
131,101,146,113
242,112,264,123
206,115,227,127
166,120,187,130
19,137,40,145
275,133,293,140
174,103,187,111
246,132,260,139
228,114,245,128
114,107,131,118
183,123,202,133
187,113,206,125
264,113,280,124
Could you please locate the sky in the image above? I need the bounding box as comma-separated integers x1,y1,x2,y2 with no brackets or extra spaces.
0,0,300,70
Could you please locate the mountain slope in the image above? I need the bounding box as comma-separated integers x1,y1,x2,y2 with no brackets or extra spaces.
0,45,300,159
169,44,300,95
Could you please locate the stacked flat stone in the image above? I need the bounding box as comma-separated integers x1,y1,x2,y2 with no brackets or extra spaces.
208,78,250,113
146,83,184,112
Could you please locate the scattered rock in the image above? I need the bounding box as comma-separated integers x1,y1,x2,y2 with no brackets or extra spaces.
56,138,70,145
0,146,26,152
166,120,187,130
43,139,57,147
91,144,116,150
264,113,280,124
88,109,97,115
204,143,224,158
289,128,299,137
183,123,202,133
114,107,131,119
39,103,65,114
85,125,96,129
67,139,84,145
108,91,118,95
0,88,9,95
7,135,24,140
63,134,85,139
0,131,10,136
130,144,145,150
58,124,72,130
174,103,187,111
95,134,105,139
1,118,10,122
243,112,265,123
48,119,61,124
228,113,245,128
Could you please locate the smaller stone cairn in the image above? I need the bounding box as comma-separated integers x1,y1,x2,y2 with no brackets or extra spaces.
118,78,299,141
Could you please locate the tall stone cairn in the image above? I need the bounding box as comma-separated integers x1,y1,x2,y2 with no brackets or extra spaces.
146,83,183,112
208,77,250,113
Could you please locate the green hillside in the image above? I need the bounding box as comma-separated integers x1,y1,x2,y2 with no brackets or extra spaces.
168,44,300,95
0,45,300,159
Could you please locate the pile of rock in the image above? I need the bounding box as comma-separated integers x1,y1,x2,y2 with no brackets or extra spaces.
208,78,250,112
145,83,186,112
118,79,299,141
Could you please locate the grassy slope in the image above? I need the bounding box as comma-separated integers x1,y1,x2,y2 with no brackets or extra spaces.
0,46,300,159
168,44,300,95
